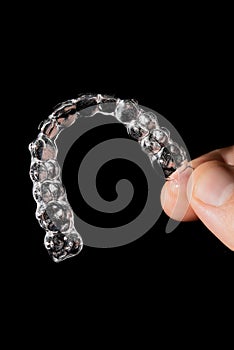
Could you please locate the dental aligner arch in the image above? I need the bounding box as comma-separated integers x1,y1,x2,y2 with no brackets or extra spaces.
29,94,187,262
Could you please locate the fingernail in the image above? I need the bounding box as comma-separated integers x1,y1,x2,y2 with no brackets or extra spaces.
194,165,234,206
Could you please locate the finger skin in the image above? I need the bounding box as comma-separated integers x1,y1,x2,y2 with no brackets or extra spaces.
160,166,197,221
160,146,234,250
187,161,234,251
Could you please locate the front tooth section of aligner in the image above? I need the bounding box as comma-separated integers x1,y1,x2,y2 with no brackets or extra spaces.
51,99,79,127
74,94,100,118
40,119,60,140
29,134,58,161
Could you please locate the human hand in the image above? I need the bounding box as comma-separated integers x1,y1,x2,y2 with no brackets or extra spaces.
160,146,234,250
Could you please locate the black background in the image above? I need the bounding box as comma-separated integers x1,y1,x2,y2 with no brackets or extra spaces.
9,5,233,338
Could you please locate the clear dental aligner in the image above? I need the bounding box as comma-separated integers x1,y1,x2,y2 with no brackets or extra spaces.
29,94,188,262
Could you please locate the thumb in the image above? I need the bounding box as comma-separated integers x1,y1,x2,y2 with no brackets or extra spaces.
187,160,234,250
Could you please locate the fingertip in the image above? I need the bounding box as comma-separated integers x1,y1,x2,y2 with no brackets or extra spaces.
160,167,197,221
187,160,234,250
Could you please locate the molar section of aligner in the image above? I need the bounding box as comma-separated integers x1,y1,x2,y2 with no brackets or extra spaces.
115,99,140,124
152,127,171,147
36,201,74,233
157,147,177,178
138,111,159,131
126,119,149,141
155,141,188,179
44,160,60,180
114,99,150,141
166,142,187,168
40,180,66,204
140,132,162,156
30,161,48,182
44,230,83,263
